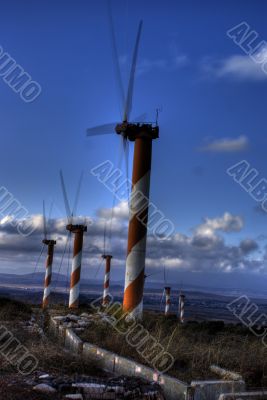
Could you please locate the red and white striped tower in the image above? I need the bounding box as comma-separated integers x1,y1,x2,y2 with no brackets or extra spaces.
179,292,186,323
102,254,112,306
164,286,171,316
42,239,56,308
67,224,87,309
116,124,159,319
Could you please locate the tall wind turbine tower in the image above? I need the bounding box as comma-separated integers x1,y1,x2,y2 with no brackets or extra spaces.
86,7,159,319
42,201,56,308
60,171,87,309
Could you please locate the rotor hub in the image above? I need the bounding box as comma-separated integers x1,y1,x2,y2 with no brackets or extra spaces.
102,254,113,259
66,224,87,233
115,123,159,141
42,239,56,245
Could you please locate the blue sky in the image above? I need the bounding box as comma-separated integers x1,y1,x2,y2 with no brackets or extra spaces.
0,0,266,291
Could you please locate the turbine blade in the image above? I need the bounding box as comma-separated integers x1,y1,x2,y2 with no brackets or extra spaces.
86,123,116,137
107,0,125,116
48,201,54,221
132,113,147,123
103,220,107,255
59,170,72,223
42,200,47,240
122,137,130,200
146,271,160,279
95,257,104,278
72,171,84,218
33,243,45,278
123,20,143,122
160,288,165,310
47,201,54,235
53,232,71,291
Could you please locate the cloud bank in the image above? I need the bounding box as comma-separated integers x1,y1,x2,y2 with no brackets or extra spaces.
0,202,263,286
198,136,249,153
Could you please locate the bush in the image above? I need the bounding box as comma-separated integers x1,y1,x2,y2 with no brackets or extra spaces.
0,297,31,320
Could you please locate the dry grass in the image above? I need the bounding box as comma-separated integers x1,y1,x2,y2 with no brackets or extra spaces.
0,297,31,321
80,309,267,387
0,375,61,400
0,299,106,379
0,298,266,387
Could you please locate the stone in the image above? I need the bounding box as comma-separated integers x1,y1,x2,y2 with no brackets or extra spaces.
33,383,56,393
53,316,66,321
39,374,50,379
77,320,90,327
66,314,80,321
73,328,85,333
80,313,90,318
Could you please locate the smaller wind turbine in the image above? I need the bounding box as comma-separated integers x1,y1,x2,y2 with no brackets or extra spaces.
42,200,56,309
160,266,171,316
60,170,87,309
178,283,186,323
101,221,113,306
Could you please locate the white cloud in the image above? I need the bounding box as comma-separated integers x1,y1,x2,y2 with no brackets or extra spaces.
96,201,129,220
218,54,266,80
195,212,243,237
202,46,267,81
0,205,263,279
198,135,249,153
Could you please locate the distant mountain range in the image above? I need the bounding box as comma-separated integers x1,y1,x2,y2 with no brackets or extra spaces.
0,272,266,300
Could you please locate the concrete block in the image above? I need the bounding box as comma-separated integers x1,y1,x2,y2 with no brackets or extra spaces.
49,317,59,335
58,325,67,344
65,329,83,353
159,374,190,400
191,380,246,400
218,391,267,400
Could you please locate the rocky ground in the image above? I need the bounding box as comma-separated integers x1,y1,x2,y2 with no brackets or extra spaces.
51,311,114,333
0,299,165,399
34,374,164,399
0,372,164,399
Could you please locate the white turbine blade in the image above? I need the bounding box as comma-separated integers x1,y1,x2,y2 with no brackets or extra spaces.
42,200,47,240
86,123,116,137
123,20,143,122
107,0,125,116
95,257,104,278
32,243,45,278
122,137,130,201
72,171,84,218
59,170,72,223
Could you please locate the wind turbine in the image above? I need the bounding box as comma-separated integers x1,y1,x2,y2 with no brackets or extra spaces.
178,283,186,323
86,3,159,320
160,266,171,316
60,170,87,309
42,200,56,308
101,221,113,306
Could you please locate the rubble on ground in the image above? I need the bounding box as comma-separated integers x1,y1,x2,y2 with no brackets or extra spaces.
30,372,165,399
52,312,114,333
20,314,45,336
